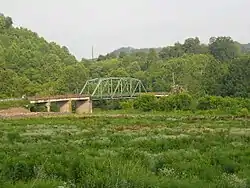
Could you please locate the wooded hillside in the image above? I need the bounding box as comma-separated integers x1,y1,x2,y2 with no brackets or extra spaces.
1,14,250,98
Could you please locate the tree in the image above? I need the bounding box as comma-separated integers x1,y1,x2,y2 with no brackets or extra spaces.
161,54,217,96
143,48,158,70
118,52,127,59
201,57,226,95
159,42,184,60
109,68,129,77
97,55,106,61
220,55,250,97
0,15,13,30
209,36,241,62
5,16,13,29
1,12,249,99
61,63,89,93
183,37,201,54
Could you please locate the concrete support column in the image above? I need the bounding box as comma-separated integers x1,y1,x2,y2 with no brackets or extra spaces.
75,99,92,114
57,100,72,113
45,102,51,112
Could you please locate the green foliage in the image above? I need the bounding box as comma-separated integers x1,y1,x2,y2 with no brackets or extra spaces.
237,108,249,117
158,93,193,111
123,95,250,114
7,132,21,143
29,104,47,112
197,96,250,112
1,116,250,187
93,100,122,110
0,14,88,98
133,94,158,111
120,100,134,110
0,100,29,110
1,14,250,100
209,36,241,62
220,55,250,97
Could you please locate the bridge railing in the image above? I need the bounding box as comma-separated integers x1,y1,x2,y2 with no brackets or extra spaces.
27,92,169,102
28,94,90,101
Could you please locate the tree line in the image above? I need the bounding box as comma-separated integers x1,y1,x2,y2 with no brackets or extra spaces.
0,14,250,98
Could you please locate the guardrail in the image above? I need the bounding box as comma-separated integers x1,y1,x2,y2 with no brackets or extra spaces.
28,94,90,101
0,92,169,102
0,98,25,102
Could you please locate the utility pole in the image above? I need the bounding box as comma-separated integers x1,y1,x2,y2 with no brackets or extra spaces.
91,46,94,61
172,72,175,86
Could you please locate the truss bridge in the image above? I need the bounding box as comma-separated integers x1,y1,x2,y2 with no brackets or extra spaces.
7,77,168,114
79,77,149,100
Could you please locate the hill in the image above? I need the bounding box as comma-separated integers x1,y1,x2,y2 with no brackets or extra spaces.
0,14,89,98
242,43,250,52
109,42,250,57
1,13,250,99
111,46,163,56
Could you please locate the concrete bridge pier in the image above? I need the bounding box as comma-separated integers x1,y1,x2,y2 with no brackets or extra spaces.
45,102,51,112
57,100,72,113
75,99,92,114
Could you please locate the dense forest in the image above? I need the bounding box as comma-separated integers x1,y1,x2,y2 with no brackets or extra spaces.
1,14,250,98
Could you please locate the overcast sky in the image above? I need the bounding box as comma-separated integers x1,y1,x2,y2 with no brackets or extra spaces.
1,0,250,59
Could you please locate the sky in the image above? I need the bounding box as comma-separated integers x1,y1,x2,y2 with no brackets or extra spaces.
1,0,250,59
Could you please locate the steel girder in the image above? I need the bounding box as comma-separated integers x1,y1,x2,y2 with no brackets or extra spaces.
79,77,147,100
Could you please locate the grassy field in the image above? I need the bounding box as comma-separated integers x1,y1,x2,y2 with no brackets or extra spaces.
1,114,250,187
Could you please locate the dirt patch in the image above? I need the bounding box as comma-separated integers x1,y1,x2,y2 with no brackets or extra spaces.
0,107,30,114
114,125,157,132
230,128,250,136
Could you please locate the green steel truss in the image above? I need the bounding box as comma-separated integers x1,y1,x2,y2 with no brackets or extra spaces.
79,77,147,100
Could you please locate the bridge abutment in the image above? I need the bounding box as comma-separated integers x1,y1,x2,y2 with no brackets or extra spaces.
75,99,92,114
57,100,72,113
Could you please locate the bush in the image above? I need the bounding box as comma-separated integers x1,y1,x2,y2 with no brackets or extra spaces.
237,108,249,117
134,94,158,111
197,96,238,110
119,94,250,113
158,96,175,111
238,98,250,110
158,93,193,111
173,93,193,110
120,100,134,110
197,96,250,111
30,104,47,112
0,100,30,110
93,100,121,110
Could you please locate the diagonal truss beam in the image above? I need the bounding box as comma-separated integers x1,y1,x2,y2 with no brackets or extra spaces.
79,77,147,100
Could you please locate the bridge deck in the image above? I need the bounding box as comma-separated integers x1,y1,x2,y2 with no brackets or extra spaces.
29,94,90,104
28,92,169,103
28,94,89,101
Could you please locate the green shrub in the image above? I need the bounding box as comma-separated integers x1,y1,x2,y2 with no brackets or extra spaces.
158,93,193,111
173,93,193,110
197,96,222,110
30,104,47,112
238,98,250,110
134,94,158,111
197,96,250,112
93,100,121,110
0,100,30,110
197,96,239,110
236,108,249,117
120,100,134,110
158,96,175,111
